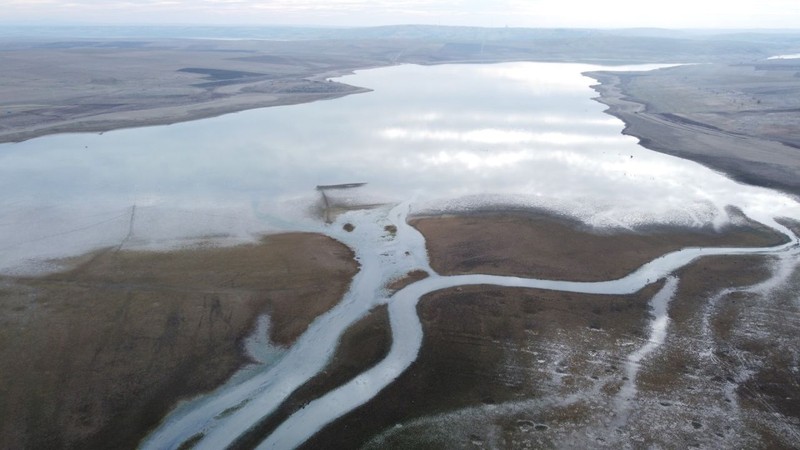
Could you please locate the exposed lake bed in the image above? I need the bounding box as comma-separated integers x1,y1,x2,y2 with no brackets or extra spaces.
2,54,800,450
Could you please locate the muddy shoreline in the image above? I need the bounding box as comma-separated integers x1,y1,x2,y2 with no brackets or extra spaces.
0,39,389,145
586,64,800,198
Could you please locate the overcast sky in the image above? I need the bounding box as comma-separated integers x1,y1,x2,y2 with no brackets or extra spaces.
3,0,799,29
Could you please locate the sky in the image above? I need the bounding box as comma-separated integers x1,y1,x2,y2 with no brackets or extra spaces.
2,0,799,29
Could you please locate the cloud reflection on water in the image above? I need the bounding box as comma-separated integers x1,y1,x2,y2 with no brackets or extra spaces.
0,61,798,273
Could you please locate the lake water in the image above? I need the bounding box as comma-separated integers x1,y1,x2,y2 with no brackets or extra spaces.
1,62,799,274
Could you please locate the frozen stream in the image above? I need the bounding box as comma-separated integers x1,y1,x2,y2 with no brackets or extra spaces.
139,202,799,450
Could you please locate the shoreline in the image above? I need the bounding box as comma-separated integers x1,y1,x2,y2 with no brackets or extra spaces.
301,211,800,449
0,37,399,146
0,85,373,145
585,68,800,199
0,232,358,450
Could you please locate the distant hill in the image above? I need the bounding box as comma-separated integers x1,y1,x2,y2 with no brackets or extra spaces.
2,24,799,64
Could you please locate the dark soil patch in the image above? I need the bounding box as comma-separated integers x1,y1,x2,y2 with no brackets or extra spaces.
411,212,784,282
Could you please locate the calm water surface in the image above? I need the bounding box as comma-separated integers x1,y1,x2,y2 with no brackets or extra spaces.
1,62,798,273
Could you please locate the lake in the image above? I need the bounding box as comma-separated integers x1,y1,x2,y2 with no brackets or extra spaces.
1,61,798,272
